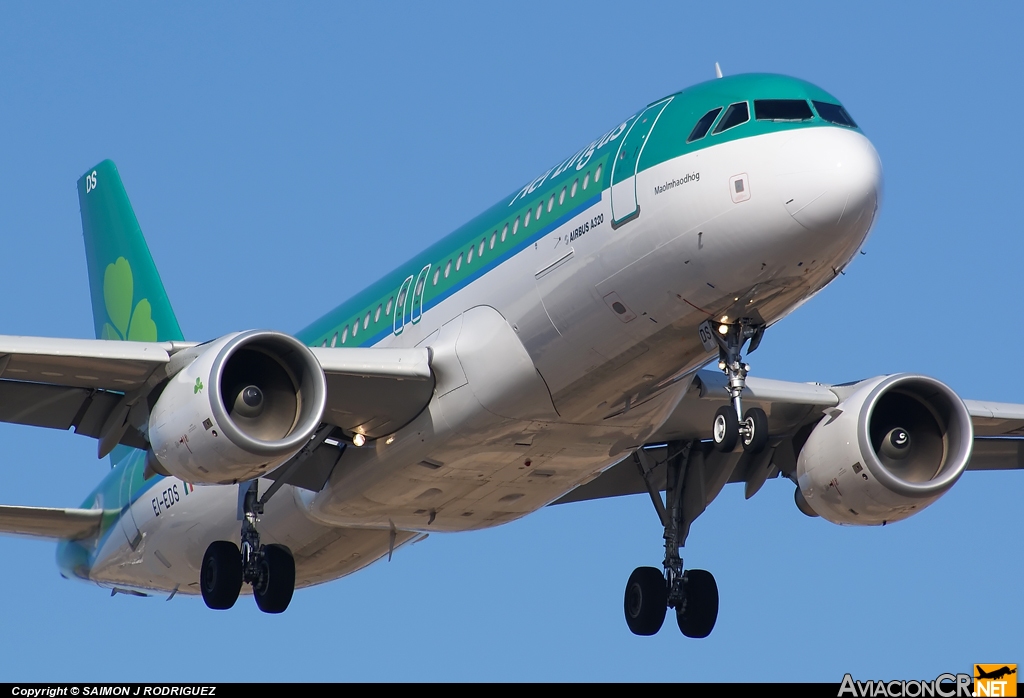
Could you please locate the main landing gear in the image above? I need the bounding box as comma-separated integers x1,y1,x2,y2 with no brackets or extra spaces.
200,480,295,614
624,442,719,638
710,319,768,454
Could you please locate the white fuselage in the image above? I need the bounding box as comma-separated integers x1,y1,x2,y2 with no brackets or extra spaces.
83,125,881,596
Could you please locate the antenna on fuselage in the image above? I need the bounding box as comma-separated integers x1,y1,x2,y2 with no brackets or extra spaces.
715,62,723,79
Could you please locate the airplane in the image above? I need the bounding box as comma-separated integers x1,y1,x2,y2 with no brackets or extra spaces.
1,71,1022,639
976,667,1017,681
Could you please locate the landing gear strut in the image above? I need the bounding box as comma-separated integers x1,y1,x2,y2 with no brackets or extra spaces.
201,480,295,613
624,442,719,638
710,319,768,454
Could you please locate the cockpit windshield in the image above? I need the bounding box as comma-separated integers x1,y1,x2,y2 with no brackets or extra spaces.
712,102,749,134
687,107,722,143
812,101,857,128
754,99,813,121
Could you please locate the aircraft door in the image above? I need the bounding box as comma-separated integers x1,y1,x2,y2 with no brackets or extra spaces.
393,275,414,336
610,97,673,228
410,264,431,325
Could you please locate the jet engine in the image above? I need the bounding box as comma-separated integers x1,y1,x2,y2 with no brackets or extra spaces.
796,374,973,525
148,330,327,484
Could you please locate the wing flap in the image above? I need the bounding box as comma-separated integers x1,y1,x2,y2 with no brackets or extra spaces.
0,381,148,449
0,505,103,540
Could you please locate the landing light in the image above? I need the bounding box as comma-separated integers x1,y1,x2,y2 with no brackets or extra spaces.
718,361,727,370
352,433,366,447
385,436,395,445
718,324,729,335
720,316,729,323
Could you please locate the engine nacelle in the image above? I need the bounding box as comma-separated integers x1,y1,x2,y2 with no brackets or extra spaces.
148,330,327,484
796,374,973,525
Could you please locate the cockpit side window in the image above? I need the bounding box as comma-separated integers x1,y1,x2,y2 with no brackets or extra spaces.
754,99,813,121
687,107,723,143
712,102,749,134
812,101,858,128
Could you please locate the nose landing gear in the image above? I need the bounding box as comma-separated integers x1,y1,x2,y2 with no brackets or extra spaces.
200,480,296,613
623,442,720,638
709,319,768,454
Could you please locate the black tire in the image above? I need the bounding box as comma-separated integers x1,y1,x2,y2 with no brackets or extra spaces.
201,541,243,610
676,569,719,639
742,407,769,453
253,544,295,614
623,566,667,636
713,406,739,452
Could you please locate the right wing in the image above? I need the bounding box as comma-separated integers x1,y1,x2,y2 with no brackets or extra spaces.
0,335,434,459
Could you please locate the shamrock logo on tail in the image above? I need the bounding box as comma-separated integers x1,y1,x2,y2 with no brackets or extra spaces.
101,257,158,342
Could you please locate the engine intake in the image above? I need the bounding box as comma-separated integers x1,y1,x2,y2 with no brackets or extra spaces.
148,330,327,484
796,374,973,525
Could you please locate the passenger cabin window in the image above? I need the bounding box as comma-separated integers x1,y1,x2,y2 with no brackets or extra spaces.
687,107,722,143
713,102,749,134
754,99,813,121
813,101,857,128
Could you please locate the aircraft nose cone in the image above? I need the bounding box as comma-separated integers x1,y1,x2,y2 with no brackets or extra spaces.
777,127,882,235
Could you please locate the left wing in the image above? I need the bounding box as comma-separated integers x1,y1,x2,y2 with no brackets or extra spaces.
555,370,1024,508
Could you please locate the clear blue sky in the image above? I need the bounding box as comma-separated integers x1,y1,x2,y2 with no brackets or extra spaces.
0,2,1020,682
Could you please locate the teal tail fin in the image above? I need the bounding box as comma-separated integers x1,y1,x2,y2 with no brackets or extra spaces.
77,160,184,344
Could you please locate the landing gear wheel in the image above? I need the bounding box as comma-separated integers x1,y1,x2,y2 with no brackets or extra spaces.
253,544,296,614
712,406,739,452
676,569,719,638
201,541,243,610
624,566,667,636
741,407,769,453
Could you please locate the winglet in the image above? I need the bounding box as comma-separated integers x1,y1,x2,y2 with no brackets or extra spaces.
77,161,184,344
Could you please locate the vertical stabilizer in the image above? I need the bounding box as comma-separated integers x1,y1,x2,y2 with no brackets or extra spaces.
77,160,183,344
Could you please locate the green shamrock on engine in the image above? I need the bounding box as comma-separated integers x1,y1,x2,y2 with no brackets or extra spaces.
100,257,158,342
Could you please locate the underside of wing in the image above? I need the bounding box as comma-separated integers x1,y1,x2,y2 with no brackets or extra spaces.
557,371,1024,509
0,335,435,484
311,346,433,438
0,505,104,540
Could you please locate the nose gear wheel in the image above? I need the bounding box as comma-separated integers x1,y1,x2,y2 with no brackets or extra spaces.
709,319,768,454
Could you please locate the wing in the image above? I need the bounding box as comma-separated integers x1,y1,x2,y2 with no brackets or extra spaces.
555,370,1024,507
0,334,434,459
